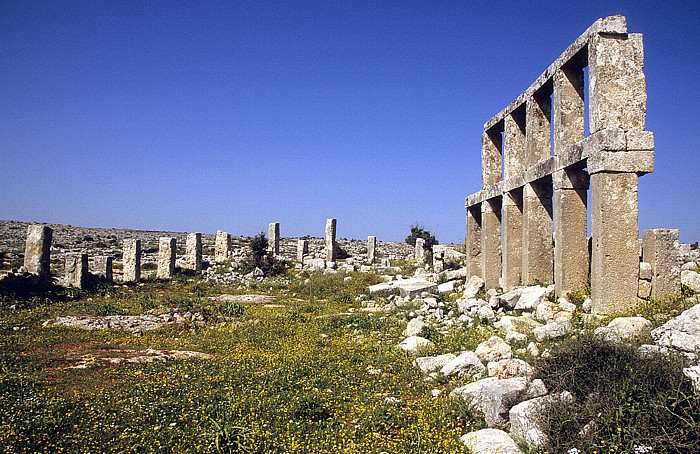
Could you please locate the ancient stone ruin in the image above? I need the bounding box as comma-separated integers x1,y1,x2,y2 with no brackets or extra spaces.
464,15,677,314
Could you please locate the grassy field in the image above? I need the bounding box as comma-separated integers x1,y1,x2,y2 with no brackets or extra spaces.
0,271,484,453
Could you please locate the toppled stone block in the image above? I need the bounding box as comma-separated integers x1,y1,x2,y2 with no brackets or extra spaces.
487,358,534,379
533,318,573,342
681,270,700,294
461,428,523,454
651,303,700,353
509,392,574,449
463,275,485,298
476,336,513,363
440,351,486,379
398,336,434,354
414,353,456,374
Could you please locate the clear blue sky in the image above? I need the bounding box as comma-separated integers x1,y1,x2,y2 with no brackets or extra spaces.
1,1,698,243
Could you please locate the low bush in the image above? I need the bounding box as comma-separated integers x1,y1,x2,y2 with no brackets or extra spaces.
535,334,700,453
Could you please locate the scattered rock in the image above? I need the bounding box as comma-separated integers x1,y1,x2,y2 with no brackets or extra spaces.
463,276,485,299
460,428,523,454
651,303,700,353
414,353,456,374
440,351,486,379
398,336,434,354
681,270,700,293
475,336,513,363
403,317,427,337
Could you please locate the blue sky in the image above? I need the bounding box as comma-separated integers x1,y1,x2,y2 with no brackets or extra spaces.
1,1,698,243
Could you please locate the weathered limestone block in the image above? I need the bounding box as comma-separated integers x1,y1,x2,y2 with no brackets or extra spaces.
185,233,202,272
296,239,308,263
268,222,280,255
525,93,551,166
214,230,231,263
325,218,337,262
157,237,176,279
589,33,647,133
466,205,483,279
23,224,53,286
65,253,88,289
642,229,681,300
122,239,141,282
482,129,503,187
432,244,445,272
587,150,654,174
415,238,427,265
590,172,639,313
93,256,113,284
366,236,377,264
553,168,589,298
461,428,523,454
504,109,526,179
482,198,502,290
553,66,585,155
502,190,523,290
522,181,553,285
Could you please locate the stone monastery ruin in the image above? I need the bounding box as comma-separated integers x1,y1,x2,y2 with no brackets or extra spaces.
464,15,681,314
8,16,688,316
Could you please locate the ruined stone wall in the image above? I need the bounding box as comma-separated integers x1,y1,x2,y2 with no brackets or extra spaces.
465,16,657,313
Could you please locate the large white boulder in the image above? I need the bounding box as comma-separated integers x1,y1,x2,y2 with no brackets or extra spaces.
651,303,700,353
414,353,456,374
476,336,513,363
440,351,486,379
398,336,434,354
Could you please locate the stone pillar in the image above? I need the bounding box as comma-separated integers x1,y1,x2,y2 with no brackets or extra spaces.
432,245,446,273
590,172,640,313
415,238,427,265
23,224,53,286
367,236,377,264
215,230,231,263
522,180,554,285
553,168,589,298
642,229,681,300
268,222,280,255
185,233,202,272
482,128,503,186
93,256,113,284
501,189,523,290
123,239,141,282
297,239,308,263
65,253,88,289
482,197,502,290
553,66,585,155
466,205,482,278
157,237,176,279
504,108,526,179
588,32,646,134
525,93,552,166
325,218,337,262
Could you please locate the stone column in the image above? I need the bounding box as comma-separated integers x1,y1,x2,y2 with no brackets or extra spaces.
642,229,681,300
481,197,502,290
157,237,176,279
504,109,526,179
522,180,554,285
93,256,113,284
525,94,552,166
553,168,589,298
415,238,427,265
65,253,88,289
466,204,482,278
590,172,640,313
123,239,141,282
367,236,377,264
501,189,523,290
553,66,585,155
325,218,337,262
268,222,280,255
297,239,308,263
588,32,646,134
185,233,202,272
215,230,231,263
23,224,53,286
482,128,503,187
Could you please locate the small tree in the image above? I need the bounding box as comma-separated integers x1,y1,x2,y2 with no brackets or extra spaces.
240,232,286,276
405,224,438,250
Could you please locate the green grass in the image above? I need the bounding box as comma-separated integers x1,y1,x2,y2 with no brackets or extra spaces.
0,272,476,453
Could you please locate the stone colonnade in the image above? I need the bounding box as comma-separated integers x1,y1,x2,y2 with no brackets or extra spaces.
465,16,655,313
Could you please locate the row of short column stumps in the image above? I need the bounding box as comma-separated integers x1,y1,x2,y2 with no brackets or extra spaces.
18,219,394,289
464,15,682,314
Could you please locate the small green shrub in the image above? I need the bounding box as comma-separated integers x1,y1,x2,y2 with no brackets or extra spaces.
405,224,439,250
535,334,700,453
